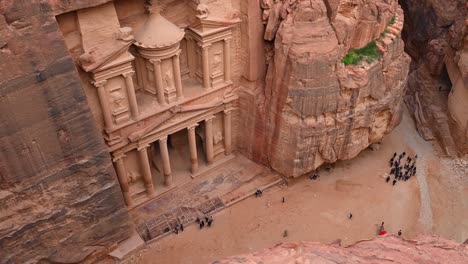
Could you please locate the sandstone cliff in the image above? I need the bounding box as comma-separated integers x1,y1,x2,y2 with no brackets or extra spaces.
0,1,131,263
239,0,411,177
216,235,468,263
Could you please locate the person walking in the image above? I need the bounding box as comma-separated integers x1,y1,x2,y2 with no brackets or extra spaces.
379,222,387,235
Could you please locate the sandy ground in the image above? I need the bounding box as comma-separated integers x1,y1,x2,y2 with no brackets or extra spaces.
120,108,468,264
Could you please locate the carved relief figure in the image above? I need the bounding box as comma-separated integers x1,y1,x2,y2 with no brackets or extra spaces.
111,91,125,109
214,131,223,144
196,4,209,19
164,70,173,89
128,171,139,183
212,52,222,72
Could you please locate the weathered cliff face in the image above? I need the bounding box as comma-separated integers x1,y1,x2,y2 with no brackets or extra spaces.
239,0,410,177
216,235,468,263
0,1,131,263
399,0,468,155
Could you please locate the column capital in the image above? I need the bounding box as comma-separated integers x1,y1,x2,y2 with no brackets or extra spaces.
174,49,182,57
122,71,135,78
93,80,107,88
159,136,168,142
198,42,212,49
112,152,126,162
223,109,233,115
224,37,233,42
150,59,162,65
137,143,150,151
187,123,199,130
205,115,216,122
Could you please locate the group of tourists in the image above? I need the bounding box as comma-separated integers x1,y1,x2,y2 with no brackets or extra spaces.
196,215,214,229
378,222,402,237
386,151,418,185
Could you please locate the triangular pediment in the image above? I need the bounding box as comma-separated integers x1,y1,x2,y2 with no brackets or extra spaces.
94,50,135,72
79,41,133,73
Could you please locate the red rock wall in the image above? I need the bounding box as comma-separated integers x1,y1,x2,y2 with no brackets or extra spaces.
0,1,131,263
239,0,410,177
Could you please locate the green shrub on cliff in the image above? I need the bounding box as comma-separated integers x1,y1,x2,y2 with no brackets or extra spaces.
342,41,380,66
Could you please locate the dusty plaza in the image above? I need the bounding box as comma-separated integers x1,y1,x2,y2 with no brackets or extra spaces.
0,0,467,263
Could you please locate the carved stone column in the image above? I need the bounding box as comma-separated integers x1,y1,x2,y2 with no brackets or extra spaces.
223,110,232,155
223,38,232,82
172,52,183,99
187,124,199,174
137,145,155,196
113,154,133,206
151,59,165,105
205,116,215,165
94,80,113,130
123,72,139,120
135,56,145,89
159,136,173,186
186,37,196,78
201,44,211,89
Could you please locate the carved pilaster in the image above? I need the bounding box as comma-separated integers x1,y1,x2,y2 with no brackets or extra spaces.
200,43,212,89
123,71,139,120
150,59,165,105
223,38,232,82
93,80,114,130
172,51,184,99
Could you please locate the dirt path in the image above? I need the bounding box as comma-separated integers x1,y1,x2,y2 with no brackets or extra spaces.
394,108,435,232
119,108,467,264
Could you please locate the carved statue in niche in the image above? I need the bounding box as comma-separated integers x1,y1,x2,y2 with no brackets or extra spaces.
146,62,154,82
214,131,223,144
111,91,125,109
127,171,140,183
196,4,209,19
212,52,222,73
163,70,173,89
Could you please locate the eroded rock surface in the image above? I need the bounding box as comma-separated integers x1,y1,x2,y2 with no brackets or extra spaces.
216,235,468,263
0,1,131,263
239,0,411,177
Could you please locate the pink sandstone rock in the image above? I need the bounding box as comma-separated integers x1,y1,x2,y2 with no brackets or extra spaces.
239,0,410,177
216,235,468,263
